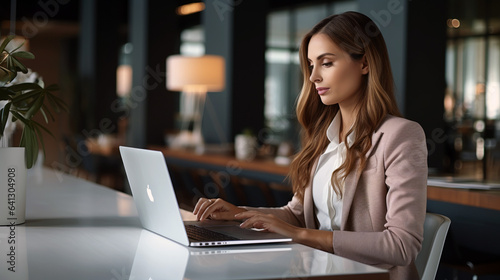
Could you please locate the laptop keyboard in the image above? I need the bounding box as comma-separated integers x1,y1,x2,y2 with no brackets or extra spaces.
185,225,239,241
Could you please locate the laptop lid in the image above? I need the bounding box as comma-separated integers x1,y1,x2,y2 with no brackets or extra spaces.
120,146,189,245
119,146,292,247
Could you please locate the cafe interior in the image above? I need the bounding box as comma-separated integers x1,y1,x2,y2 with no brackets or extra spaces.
1,0,500,279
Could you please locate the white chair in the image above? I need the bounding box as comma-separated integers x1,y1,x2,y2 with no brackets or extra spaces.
415,213,451,280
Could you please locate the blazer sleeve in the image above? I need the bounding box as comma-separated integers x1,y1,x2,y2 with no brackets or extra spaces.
332,119,428,267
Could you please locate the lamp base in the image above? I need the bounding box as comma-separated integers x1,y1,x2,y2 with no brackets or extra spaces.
167,131,234,155
169,130,204,152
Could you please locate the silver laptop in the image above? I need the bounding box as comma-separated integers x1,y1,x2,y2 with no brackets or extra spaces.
119,146,292,247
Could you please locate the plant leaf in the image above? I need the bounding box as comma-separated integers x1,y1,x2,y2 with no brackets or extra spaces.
39,105,51,123
10,111,29,125
46,92,69,112
0,35,15,53
12,103,30,112
25,94,45,119
0,65,17,83
9,40,27,53
6,55,13,70
30,125,39,168
31,120,53,169
19,123,26,147
11,89,42,104
32,120,53,168
45,94,59,114
33,123,46,164
11,57,28,73
42,103,56,121
8,82,41,92
0,102,11,137
32,119,54,138
20,124,38,169
0,87,14,100
12,51,35,59
45,84,60,91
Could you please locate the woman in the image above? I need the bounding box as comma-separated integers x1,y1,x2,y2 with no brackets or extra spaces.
193,11,427,280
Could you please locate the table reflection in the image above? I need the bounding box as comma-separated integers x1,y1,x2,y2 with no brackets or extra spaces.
129,230,385,280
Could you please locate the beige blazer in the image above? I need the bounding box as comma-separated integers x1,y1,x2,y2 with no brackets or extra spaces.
247,115,428,280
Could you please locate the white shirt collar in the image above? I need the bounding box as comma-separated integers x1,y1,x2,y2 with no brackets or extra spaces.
326,113,355,147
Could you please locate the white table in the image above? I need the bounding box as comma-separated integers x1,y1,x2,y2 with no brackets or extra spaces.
0,168,389,280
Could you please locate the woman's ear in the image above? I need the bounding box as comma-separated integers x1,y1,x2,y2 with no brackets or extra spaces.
361,55,369,75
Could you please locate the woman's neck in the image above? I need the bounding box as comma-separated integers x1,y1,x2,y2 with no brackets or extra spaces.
338,106,357,142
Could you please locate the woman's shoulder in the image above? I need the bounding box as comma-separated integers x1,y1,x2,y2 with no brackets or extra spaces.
376,115,425,138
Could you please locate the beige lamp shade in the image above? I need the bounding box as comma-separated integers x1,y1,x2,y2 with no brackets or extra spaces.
166,55,225,92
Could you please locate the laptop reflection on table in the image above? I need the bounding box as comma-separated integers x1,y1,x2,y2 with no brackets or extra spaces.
129,230,188,280
129,230,294,280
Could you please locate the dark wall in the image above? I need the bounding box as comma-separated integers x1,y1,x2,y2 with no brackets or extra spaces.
78,0,128,133
203,0,267,145
95,1,125,129
127,0,181,147
405,0,447,172
146,1,180,145
230,0,267,139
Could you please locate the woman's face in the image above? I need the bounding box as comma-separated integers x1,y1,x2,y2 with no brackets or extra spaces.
307,33,368,108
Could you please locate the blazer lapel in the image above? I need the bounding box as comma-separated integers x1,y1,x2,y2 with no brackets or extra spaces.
340,130,384,229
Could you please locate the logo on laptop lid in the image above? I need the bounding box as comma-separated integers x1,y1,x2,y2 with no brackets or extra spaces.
146,184,154,202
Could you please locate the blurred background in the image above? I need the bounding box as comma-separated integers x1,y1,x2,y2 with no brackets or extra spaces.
1,0,500,188
2,1,500,279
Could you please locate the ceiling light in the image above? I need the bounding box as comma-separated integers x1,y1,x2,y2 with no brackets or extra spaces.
176,2,205,16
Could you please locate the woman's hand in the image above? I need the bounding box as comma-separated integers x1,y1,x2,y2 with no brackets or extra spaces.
235,211,301,238
193,198,246,221
236,211,334,253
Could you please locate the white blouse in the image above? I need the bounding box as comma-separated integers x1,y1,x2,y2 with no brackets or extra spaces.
312,113,354,231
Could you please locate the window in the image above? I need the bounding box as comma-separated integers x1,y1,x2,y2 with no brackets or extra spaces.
445,0,500,180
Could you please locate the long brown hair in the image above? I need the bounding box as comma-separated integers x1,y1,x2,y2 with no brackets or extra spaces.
289,11,401,202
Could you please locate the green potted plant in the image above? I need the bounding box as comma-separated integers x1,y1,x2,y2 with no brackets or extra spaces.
0,35,67,225
0,35,67,168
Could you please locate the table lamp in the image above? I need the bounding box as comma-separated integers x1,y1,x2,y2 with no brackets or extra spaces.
166,55,225,152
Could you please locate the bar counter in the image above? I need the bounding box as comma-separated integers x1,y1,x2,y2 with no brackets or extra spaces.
150,146,500,212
